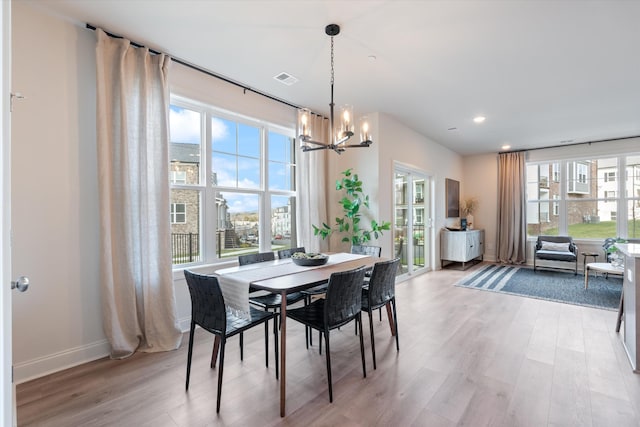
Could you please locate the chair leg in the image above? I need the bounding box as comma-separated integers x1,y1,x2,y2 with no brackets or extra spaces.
319,331,322,355
240,332,244,361
358,314,367,378
264,321,269,368
211,336,220,369
392,298,399,352
216,339,226,413
379,307,382,322
324,331,333,403
368,309,376,370
186,322,195,390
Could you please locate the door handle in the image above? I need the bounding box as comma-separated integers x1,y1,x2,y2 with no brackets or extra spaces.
11,276,29,292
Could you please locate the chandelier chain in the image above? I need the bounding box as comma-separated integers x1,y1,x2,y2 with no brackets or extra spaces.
330,36,334,86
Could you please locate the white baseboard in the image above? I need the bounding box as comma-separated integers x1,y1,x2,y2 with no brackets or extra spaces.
13,339,111,384
14,317,193,384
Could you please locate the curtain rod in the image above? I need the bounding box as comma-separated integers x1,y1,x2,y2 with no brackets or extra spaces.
501,134,640,155
86,23,328,119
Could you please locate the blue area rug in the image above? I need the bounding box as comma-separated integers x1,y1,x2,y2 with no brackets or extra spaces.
455,263,622,310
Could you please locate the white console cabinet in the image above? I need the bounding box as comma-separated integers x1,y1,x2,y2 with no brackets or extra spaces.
441,229,484,270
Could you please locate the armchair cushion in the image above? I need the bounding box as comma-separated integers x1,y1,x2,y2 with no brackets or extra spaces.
540,241,571,252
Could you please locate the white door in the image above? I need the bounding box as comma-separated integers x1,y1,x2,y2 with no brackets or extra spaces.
394,163,432,278
1,1,14,425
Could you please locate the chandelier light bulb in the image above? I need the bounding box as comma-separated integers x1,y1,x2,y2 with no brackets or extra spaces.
298,108,311,140
360,116,372,143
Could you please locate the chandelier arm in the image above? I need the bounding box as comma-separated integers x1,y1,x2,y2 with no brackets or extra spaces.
342,143,373,148
301,138,331,147
302,145,335,152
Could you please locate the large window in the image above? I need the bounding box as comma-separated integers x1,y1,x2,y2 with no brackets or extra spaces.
526,155,640,239
169,98,297,266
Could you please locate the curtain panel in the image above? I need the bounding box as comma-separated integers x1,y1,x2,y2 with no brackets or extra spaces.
296,113,330,253
96,29,181,358
496,151,527,264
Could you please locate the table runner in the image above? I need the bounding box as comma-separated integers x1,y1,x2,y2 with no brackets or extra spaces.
215,253,367,318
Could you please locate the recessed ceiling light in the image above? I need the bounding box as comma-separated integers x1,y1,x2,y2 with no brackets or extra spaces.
501,144,511,150
473,116,486,124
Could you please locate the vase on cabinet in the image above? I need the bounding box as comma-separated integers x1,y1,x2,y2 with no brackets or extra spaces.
466,214,474,229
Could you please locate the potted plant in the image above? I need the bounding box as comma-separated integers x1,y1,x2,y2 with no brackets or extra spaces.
312,168,391,245
606,237,627,268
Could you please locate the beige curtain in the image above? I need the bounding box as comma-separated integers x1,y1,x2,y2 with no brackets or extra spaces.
296,113,330,253
496,151,527,264
95,29,182,358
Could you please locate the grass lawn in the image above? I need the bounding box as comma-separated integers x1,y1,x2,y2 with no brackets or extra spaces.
538,220,640,239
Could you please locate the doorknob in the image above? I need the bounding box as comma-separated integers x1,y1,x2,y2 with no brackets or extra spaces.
11,276,29,292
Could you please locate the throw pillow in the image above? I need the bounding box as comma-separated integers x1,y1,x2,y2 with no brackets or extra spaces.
540,241,570,252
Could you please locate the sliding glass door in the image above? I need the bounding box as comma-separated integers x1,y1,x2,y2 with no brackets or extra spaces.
394,165,431,277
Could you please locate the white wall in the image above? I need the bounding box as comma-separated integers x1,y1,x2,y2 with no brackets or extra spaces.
462,153,498,261
11,3,464,383
11,2,105,382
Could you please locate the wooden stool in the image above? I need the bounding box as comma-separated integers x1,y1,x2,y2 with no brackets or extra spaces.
581,252,599,272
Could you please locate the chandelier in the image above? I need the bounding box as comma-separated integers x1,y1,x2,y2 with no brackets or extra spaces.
298,24,373,154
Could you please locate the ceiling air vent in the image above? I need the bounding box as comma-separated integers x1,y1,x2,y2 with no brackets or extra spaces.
274,72,298,86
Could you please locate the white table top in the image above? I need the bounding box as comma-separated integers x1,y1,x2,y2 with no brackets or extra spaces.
586,262,624,274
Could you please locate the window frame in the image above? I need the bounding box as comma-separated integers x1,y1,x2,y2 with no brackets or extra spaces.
170,95,297,268
526,154,640,239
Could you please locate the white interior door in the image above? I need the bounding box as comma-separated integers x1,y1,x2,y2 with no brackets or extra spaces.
1,1,14,425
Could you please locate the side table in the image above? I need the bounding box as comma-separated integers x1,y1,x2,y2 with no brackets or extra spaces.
584,262,623,289
581,252,599,273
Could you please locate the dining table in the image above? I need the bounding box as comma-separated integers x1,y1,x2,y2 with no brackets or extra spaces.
215,252,386,417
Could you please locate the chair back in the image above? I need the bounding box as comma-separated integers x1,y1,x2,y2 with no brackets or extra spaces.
367,258,401,308
238,251,275,266
277,247,305,259
535,235,574,250
184,270,226,334
324,266,367,328
351,245,382,257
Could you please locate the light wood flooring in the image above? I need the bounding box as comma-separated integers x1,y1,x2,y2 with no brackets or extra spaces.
16,263,640,426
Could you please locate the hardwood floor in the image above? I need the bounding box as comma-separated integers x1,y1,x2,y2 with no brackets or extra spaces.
16,264,640,426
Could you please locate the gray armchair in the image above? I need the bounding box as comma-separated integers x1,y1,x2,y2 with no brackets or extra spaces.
533,235,578,275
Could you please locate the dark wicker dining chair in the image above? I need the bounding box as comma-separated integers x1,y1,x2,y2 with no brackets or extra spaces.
243,251,306,314
351,244,383,318
277,246,306,259
361,257,401,369
183,270,279,413
238,251,275,266
287,266,368,402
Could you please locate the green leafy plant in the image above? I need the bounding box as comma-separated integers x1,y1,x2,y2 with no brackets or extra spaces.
312,168,391,245
606,237,628,253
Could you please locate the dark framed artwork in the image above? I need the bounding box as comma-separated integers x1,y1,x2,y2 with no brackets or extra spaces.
446,178,460,218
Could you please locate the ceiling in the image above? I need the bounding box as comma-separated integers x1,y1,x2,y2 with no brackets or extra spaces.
29,0,640,156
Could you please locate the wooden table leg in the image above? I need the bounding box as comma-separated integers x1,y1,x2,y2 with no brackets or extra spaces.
584,265,589,289
280,291,287,417
385,302,396,336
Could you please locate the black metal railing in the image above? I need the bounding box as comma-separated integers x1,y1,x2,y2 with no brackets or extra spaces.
172,233,200,264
